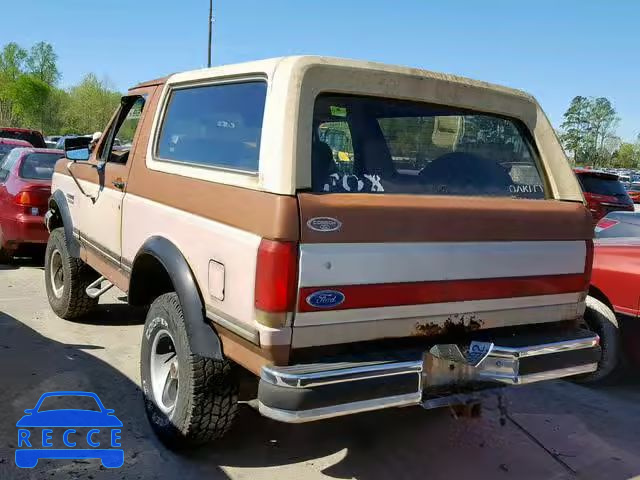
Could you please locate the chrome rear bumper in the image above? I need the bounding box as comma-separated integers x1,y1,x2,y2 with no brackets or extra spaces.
257,329,600,423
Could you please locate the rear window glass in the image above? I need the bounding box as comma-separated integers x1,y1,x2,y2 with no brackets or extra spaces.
311,94,545,198
156,81,267,172
578,174,628,197
19,152,62,180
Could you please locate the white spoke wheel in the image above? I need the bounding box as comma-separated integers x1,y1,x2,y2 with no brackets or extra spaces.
49,248,64,298
150,328,179,414
141,292,239,449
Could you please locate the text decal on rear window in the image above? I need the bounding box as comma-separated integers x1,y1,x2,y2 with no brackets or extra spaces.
311,94,546,199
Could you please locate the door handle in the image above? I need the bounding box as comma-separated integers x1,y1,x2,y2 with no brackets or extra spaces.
112,179,125,190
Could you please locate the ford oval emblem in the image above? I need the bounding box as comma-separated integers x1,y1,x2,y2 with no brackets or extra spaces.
306,290,345,309
307,217,342,232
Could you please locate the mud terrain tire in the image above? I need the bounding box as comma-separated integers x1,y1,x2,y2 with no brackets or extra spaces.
44,227,98,319
141,292,238,449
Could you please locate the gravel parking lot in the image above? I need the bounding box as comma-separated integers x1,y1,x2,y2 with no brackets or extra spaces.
1,261,639,480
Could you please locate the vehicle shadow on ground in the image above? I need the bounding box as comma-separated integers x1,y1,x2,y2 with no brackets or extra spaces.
0,311,231,480
0,257,44,271
67,304,146,326
0,308,571,480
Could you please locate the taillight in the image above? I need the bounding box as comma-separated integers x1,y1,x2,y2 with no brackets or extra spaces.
254,239,298,327
14,190,48,215
595,218,619,232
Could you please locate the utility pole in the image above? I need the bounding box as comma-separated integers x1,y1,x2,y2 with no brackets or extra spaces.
207,0,213,67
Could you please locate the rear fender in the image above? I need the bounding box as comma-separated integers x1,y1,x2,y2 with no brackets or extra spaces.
129,236,223,359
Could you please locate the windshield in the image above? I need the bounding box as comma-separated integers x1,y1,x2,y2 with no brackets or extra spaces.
19,152,62,180
311,94,545,198
578,174,628,196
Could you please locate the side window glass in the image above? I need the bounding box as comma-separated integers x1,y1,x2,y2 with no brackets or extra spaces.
155,81,267,172
100,95,146,164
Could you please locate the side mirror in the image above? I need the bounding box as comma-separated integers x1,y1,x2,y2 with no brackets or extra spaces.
66,148,90,162
23,409,33,414
65,136,91,162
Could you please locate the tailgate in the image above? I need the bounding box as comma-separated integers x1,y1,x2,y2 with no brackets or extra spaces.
293,193,593,348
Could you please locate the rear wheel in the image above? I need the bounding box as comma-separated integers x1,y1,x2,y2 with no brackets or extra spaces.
141,292,239,449
573,296,622,385
44,228,98,319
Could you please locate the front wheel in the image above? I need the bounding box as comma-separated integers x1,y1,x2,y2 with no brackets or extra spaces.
140,292,239,449
44,228,98,319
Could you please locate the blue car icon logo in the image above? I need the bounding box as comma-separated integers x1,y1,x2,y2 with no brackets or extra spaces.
16,391,123,468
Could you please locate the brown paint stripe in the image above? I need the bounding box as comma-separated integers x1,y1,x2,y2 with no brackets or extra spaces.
298,193,594,243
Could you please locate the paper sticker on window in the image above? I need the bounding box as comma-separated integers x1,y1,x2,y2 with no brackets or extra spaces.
330,106,347,117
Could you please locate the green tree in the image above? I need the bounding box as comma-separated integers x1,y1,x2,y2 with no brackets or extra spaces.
0,42,28,125
0,42,28,81
26,42,60,86
560,96,591,165
612,143,640,169
560,96,620,167
11,75,52,131
63,73,121,134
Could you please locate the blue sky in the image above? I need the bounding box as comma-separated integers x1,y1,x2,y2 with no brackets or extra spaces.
2,0,638,140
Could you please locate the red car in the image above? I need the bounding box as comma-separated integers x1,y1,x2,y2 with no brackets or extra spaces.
627,189,640,205
0,127,46,148
0,147,63,261
580,212,640,383
574,169,634,222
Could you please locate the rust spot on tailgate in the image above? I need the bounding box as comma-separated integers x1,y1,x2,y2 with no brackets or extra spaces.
413,314,484,337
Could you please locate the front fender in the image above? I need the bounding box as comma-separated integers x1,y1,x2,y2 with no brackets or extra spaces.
48,190,80,258
130,236,222,359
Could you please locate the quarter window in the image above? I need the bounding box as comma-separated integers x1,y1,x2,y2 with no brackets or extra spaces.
156,81,267,173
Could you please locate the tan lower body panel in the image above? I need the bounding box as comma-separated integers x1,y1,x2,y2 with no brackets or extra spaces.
80,245,130,292
215,323,290,373
291,301,583,348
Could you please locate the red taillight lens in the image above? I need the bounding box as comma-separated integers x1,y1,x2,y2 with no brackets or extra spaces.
595,218,619,231
254,239,298,325
15,189,48,207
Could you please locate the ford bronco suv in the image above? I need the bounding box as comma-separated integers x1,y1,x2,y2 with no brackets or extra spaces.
44,56,599,448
